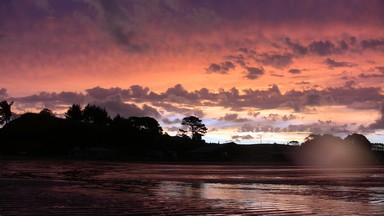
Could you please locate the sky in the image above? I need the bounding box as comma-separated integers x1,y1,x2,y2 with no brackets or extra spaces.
1,0,384,144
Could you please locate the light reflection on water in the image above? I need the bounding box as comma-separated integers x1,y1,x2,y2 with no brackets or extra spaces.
155,181,384,215
1,160,384,215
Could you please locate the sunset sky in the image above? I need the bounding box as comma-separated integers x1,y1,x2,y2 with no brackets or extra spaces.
1,0,384,144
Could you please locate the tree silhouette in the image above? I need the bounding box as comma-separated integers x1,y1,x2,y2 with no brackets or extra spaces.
302,134,344,148
303,134,320,144
39,108,55,117
181,116,207,140
82,104,110,125
177,129,188,138
65,104,83,121
128,116,163,135
344,133,372,150
0,100,14,125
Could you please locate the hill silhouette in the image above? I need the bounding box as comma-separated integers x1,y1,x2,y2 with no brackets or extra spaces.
0,113,89,155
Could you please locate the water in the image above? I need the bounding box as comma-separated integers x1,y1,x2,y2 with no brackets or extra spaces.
0,159,383,215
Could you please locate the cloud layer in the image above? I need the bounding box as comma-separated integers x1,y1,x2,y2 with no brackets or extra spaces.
1,0,384,143
2,83,383,141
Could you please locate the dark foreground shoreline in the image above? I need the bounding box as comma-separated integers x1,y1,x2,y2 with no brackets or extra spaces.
1,159,384,215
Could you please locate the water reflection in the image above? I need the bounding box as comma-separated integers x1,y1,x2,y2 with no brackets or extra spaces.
157,182,205,199
156,181,384,215
1,160,384,215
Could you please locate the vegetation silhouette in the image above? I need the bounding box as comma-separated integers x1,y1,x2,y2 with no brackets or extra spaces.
64,104,82,121
0,102,203,160
0,100,14,125
181,116,207,141
81,104,110,126
39,108,55,117
0,100,383,165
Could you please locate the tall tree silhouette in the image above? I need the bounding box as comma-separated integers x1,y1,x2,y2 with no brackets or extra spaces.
65,104,83,121
181,116,207,140
82,104,110,125
0,100,14,125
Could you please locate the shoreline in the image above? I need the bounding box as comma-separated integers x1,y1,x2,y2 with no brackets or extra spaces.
1,155,384,169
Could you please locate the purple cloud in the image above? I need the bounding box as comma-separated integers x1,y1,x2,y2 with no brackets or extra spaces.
7,84,384,122
263,113,298,122
258,53,293,69
244,66,264,80
288,69,302,74
219,113,250,122
309,40,336,56
376,66,384,73
96,95,160,118
359,73,384,78
16,91,86,109
86,87,129,100
162,118,182,125
367,101,384,129
0,88,8,100
324,58,356,68
232,134,254,141
284,38,308,56
360,38,384,50
206,61,235,74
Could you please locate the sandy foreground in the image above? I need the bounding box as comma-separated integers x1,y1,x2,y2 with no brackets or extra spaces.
1,159,384,215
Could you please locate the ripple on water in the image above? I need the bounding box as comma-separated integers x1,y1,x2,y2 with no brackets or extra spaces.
1,160,384,215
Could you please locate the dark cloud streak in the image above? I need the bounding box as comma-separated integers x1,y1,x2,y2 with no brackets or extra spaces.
258,53,293,69
360,38,384,51
288,69,301,74
88,0,150,52
324,58,356,68
219,113,250,122
206,61,235,74
309,40,337,56
367,101,384,129
244,67,264,80
0,88,8,100
284,38,308,56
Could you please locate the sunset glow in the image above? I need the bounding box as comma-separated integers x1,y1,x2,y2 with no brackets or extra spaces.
1,0,384,143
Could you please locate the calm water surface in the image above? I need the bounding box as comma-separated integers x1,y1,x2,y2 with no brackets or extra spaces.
0,159,383,215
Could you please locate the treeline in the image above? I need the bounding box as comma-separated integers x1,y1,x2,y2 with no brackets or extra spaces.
1,100,383,164
0,103,207,159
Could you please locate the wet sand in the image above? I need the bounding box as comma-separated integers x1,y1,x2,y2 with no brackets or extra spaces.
1,159,384,215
